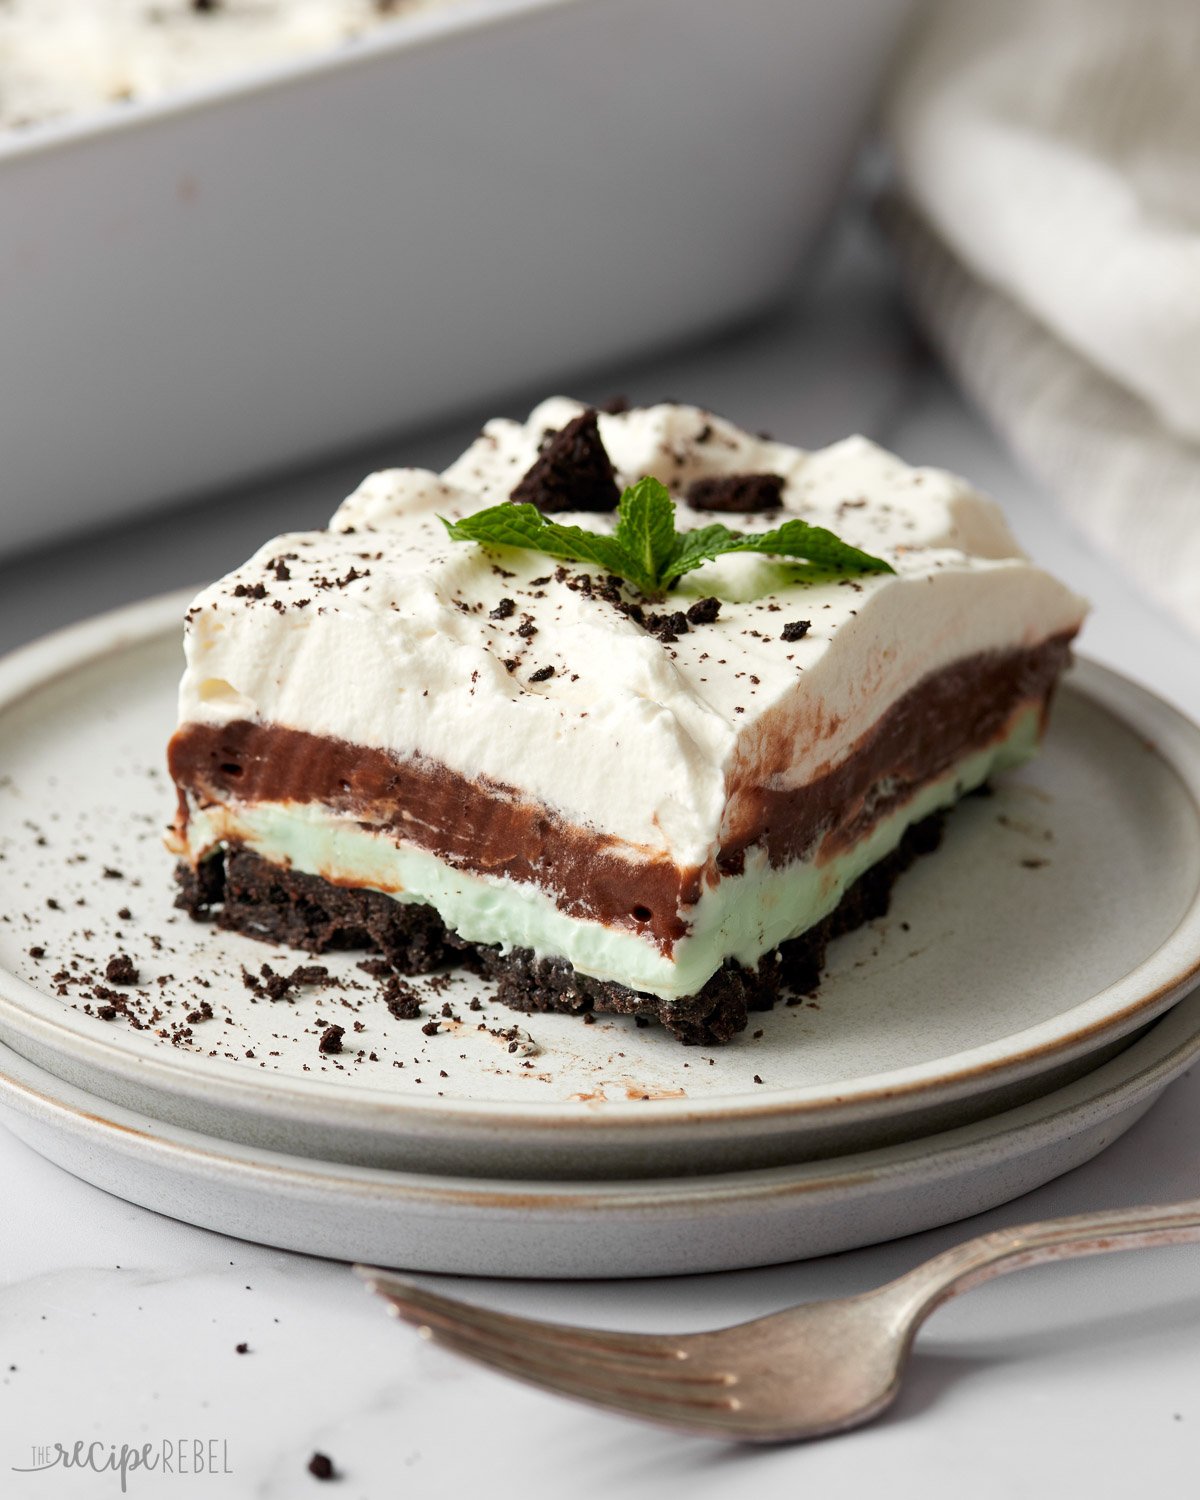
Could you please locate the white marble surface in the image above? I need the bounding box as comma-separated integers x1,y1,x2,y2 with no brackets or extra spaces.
1,210,1199,1498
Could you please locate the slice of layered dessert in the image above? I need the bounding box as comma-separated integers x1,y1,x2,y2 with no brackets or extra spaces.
168,398,1087,1043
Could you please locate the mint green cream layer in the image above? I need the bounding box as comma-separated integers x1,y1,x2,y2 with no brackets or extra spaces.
187,710,1040,1001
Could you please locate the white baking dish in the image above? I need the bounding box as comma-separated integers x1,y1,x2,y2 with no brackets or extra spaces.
0,0,908,556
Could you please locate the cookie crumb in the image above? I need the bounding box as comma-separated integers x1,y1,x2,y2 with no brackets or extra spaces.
104,953,139,986
383,977,422,1021
318,1024,344,1056
685,596,721,626
307,1452,336,1481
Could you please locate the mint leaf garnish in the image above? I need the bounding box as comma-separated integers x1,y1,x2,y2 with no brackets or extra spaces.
660,516,893,586
613,476,678,592
440,478,893,597
442,503,642,588
658,522,750,586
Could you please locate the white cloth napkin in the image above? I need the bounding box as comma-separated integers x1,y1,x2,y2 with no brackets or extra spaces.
884,0,1200,636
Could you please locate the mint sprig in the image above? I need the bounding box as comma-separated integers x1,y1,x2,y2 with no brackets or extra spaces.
440,477,893,598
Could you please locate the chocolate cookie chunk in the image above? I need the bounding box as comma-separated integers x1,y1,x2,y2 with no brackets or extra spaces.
686,472,784,513
510,409,620,513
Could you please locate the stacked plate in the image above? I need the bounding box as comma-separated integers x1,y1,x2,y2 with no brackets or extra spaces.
1,595,1199,1277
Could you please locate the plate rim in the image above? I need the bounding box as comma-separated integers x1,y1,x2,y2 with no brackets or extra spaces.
2,984,1199,1210
2,588,1199,1141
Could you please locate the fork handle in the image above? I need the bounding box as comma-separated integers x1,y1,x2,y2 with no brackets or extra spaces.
889,1199,1200,1329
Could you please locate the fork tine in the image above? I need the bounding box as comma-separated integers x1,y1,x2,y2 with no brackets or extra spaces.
360,1273,735,1396
429,1321,740,1407
422,1322,749,1438
406,1306,734,1396
358,1269,694,1364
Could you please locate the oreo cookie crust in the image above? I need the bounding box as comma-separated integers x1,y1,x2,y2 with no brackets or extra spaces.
175,813,946,1046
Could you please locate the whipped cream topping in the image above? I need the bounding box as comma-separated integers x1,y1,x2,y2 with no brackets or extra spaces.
0,1,453,131
178,398,1088,868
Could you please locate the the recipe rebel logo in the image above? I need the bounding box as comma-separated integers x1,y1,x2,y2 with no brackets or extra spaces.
13,1437,232,1491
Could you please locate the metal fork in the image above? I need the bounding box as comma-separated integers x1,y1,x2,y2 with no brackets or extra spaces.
357,1199,1200,1442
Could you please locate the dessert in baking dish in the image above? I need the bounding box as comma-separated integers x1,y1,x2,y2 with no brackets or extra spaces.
0,1,455,130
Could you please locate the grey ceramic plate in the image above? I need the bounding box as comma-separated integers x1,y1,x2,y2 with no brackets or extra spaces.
1,592,1199,1179
2,987,1198,1278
